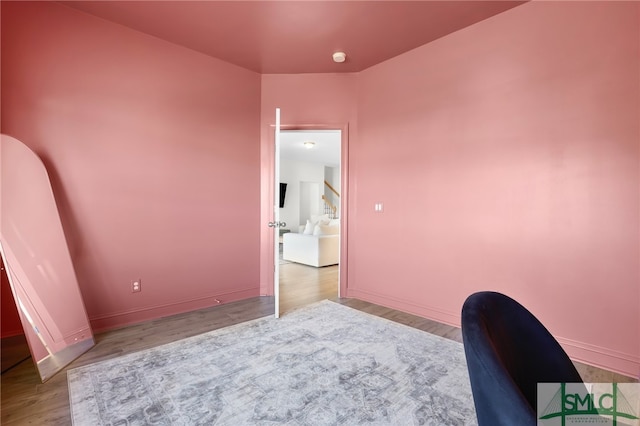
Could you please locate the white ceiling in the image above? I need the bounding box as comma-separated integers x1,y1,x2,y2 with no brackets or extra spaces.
280,130,341,168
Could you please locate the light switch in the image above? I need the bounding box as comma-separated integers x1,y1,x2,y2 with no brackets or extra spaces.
374,203,384,212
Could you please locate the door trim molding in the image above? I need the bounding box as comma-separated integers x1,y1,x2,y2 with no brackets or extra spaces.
261,122,349,299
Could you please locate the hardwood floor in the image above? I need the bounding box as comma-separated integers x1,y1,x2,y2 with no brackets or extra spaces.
279,261,338,314
1,335,31,376
0,297,275,425
1,263,636,424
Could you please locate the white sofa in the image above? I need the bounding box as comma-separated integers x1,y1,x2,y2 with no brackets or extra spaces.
282,218,339,267
282,233,339,267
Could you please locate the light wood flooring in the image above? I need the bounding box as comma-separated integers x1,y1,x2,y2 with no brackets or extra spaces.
278,260,338,314
1,262,636,424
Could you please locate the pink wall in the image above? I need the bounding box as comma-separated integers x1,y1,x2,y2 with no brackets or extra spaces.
351,2,639,377
1,2,262,331
259,74,358,297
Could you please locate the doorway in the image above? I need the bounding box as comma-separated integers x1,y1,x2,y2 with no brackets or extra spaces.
277,128,343,315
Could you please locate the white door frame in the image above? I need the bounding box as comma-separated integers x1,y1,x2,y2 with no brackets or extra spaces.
267,120,349,316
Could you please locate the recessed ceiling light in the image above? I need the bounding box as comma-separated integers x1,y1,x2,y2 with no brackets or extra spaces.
303,141,316,149
332,52,346,63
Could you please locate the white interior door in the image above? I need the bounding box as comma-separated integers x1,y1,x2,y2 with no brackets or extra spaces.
272,108,282,318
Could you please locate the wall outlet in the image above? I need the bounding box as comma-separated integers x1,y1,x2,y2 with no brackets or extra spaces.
131,279,141,293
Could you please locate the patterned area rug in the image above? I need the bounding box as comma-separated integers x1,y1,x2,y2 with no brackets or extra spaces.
68,300,477,425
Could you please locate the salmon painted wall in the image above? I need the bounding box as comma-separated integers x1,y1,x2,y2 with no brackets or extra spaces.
1,2,262,331
259,74,357,296
352,2,639,377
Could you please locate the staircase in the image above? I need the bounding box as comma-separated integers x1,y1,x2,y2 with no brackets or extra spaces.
322,180,339,219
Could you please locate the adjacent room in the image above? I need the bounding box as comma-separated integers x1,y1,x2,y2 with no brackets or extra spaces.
1,1,638,424
278,129,341,313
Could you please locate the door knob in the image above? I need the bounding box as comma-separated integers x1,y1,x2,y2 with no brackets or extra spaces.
268,221,287,228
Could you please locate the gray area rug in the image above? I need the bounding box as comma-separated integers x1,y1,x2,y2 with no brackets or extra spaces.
68,300,477,425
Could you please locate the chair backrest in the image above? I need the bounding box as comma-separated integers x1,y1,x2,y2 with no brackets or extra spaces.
461,291,583,426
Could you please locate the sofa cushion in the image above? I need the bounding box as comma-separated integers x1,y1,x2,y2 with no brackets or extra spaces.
313,223,340,236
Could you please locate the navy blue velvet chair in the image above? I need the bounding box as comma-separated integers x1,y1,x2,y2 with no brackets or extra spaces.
461,291,584,426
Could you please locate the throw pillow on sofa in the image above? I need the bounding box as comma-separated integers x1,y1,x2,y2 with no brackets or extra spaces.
311,214,330,225
303,215,332,235
303,220,315,235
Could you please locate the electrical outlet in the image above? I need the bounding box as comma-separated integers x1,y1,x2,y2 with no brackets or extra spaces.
132,279,141,293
